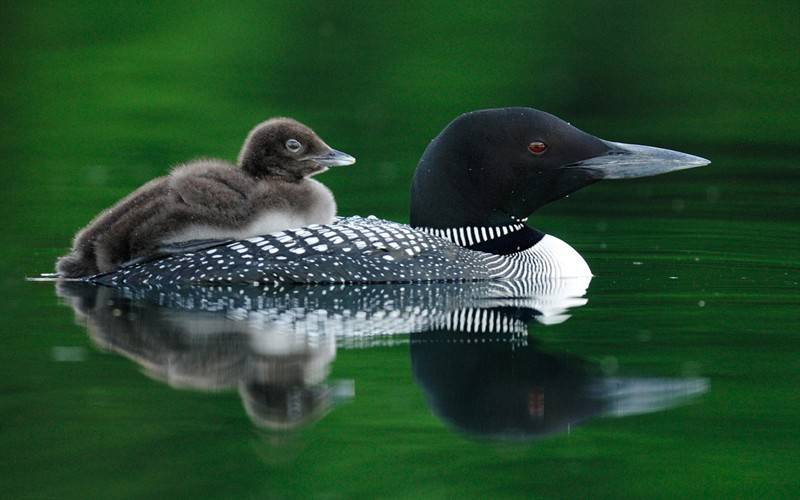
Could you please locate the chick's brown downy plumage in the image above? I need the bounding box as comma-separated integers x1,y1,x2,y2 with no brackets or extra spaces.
56,118,355,278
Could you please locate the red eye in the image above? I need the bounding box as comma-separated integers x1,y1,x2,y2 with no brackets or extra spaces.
528,141,547,155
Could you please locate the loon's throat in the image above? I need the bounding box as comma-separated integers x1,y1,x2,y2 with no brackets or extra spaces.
418,224,545,256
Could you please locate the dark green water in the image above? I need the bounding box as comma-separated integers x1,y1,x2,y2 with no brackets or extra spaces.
2,2,799,498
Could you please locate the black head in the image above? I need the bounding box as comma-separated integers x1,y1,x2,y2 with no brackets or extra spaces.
410,107,708,228
237,117,355,181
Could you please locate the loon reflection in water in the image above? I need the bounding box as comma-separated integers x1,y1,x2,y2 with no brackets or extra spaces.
56,277,706,439
411,332,707,440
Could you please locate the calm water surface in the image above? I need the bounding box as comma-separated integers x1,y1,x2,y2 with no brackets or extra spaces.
2,2,799,498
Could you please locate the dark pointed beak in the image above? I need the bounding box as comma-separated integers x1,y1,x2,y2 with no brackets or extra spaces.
312,148,356,167
570,140,710,179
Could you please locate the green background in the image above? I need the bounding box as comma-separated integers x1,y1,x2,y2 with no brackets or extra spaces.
1,1,798,498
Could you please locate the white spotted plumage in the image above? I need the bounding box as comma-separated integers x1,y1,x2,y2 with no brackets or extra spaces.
94,216,591,287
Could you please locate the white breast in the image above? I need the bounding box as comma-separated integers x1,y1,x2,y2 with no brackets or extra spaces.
485,234,592,280
524,234,593,278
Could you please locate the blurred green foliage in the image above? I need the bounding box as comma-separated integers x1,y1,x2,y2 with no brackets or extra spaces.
1,1,798,238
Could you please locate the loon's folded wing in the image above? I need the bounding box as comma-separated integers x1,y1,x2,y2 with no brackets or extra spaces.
156,238,236,255
110,238,237,270
91,217,495,286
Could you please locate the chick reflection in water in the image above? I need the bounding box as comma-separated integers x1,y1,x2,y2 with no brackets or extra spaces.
57,282,353,430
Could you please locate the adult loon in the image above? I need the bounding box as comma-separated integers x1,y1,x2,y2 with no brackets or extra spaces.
90,107,708,287
55,117,355,278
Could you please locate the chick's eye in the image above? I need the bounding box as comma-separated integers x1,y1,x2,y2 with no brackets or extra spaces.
285,139,302,152
528,141,547,155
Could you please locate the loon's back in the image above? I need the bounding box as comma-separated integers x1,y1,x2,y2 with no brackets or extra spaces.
92,216,589,287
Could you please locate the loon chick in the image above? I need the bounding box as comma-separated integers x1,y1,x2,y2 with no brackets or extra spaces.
92,107,709,287
56,118,355,278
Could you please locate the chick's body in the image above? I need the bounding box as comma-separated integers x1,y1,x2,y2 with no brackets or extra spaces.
56,118,353,278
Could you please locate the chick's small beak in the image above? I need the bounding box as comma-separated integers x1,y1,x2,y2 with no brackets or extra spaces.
312,148,356,167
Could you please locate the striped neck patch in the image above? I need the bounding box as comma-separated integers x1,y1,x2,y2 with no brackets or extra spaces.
417,223,527,247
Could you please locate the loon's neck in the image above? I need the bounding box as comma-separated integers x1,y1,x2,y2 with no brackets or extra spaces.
408,126,545,254
408,124,555,255
417,223,545,255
